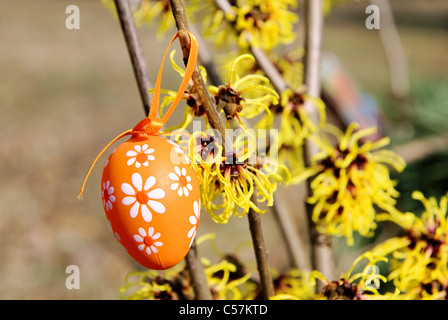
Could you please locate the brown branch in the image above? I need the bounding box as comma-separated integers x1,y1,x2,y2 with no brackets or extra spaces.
190,24,223,87
248,199,275,299
168,0,216,301
170,0,275,299
184,242,212,300
169,0,226,142
303,0,334,280
114,0,153,115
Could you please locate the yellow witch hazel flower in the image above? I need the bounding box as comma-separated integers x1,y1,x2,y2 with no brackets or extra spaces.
271,269,318,300
232,0,298,50
271,252,390,300
203,258,253,299
254,87,325,184
119,259,253,300
270,89,326,182
187,0,236,47
268,48,305,90
305,122,406,245
190,0,298,51
209,54,279,125
316,252,390,300
119,268,188,300
189,129,289,224
153,54,278,132
373,191,448,300
156,53,278,131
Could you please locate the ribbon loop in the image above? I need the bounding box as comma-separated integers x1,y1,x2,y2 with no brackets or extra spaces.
144,30,198,134
78,30,199,199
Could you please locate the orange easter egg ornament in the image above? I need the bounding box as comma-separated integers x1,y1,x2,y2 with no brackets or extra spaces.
79,31,201,270
102,132,200,270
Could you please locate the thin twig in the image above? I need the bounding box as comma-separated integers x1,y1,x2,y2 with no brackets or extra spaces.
114,0,152,115
184,242,212,300
392,133,448,164
303,0,334,280
370,0,409,100
272,192,312,270
250,46,288,93
303,0,322,103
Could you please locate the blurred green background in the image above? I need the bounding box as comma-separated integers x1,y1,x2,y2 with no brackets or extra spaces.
0,0,447,299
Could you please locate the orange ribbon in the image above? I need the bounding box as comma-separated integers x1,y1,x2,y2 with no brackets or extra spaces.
78,30,198,199
133,30,198,135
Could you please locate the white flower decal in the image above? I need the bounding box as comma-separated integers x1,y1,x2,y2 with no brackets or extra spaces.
169,166,193,197
121,173,165,222
134,227,163,255
126,144,155,168
188,200,200,247
101,180,115,211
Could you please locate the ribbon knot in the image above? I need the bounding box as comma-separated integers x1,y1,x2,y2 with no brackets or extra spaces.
132,117,164,136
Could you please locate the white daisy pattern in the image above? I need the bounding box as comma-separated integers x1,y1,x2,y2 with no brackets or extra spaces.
101,180,115,211
188,200,201,247
126,144,155,168
121,173,166,222
134,227,163,255
169,166,193,197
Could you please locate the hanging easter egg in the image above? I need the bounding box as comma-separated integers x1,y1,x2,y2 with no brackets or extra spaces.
79,31,201,270
101,134,200,270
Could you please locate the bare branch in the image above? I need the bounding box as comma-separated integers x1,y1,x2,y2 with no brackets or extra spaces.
248,200,275,299
184,242,212,300
370,0,409,99
169,0,226,141
392,134,448,164
114,0,153,115
250,46,288,93
272,192,312,270
303,0,335,280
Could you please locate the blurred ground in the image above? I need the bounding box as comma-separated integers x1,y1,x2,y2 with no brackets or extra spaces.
0,0,447,299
